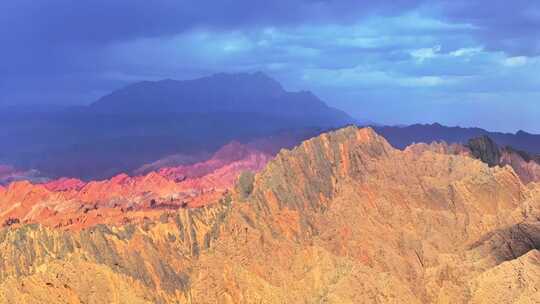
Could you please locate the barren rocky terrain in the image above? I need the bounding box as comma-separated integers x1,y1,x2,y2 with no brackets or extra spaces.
1,127,539,303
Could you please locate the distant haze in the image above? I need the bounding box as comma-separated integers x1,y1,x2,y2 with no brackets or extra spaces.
0,73,352,180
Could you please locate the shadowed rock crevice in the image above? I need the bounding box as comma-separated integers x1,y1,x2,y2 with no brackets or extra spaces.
467,135,501,167
469,221,540,264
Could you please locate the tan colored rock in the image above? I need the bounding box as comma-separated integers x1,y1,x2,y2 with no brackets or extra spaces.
1,126,540,303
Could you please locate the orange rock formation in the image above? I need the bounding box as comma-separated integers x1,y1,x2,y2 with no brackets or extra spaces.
1,127,539,303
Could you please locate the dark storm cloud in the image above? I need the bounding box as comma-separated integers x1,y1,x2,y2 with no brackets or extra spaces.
0,0,422,45
0,0,426,102
2,1,536,56
439,0,540,56
0,1,423,76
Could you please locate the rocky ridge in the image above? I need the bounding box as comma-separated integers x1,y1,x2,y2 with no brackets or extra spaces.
406,135,540,184
0,127,539,303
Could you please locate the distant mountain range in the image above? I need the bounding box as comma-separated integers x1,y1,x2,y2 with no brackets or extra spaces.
373,123,540,154
0,72,352,179
1,72,539,181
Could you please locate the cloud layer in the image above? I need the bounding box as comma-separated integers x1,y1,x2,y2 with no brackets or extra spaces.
1,0,539,132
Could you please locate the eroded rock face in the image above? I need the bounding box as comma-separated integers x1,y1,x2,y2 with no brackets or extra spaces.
1,127,540,303
500,148,540,184
0,202,232,303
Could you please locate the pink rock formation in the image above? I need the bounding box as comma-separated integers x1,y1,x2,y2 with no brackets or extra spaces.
0,141,272,229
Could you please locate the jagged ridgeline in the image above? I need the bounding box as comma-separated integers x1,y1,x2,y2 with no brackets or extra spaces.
2,126,540,303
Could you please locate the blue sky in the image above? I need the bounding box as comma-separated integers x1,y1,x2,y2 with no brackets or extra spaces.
1,1,539,132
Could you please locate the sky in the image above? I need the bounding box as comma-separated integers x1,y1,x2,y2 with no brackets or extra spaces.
1,0,539,133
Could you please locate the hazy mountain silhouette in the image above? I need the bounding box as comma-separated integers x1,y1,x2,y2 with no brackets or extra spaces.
90,72,352,126
2,73,539,180
373,123,540,154
0,73,352,179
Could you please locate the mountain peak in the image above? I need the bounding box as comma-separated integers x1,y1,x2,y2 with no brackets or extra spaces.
318,126,388,147
255,126,394,209
88,72,352,127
